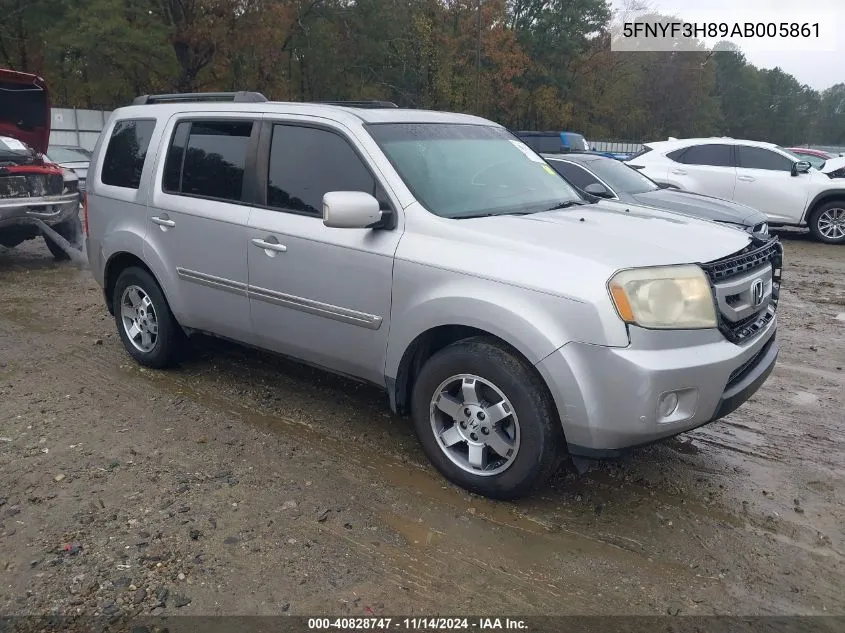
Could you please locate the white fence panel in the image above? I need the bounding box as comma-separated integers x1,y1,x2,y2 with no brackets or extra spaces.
49,107,112,151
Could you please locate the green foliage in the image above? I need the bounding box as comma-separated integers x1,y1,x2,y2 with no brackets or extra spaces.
1,0,843,144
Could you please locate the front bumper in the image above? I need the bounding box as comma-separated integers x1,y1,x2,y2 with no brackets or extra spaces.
0,192,80,229
536,317,778,458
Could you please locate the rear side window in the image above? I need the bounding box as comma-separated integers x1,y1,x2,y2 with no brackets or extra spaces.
736,146,794,171
548,161,601,190
267,124,376,216
627,146,652,161
163,120,254,202
668,144,733,167
101,119,156,189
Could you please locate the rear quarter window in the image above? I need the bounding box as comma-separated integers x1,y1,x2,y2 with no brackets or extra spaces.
100,119,156,189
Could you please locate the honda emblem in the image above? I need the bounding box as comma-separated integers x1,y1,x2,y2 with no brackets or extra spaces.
751,279,765,307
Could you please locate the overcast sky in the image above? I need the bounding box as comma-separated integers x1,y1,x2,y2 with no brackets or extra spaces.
612,0,843,91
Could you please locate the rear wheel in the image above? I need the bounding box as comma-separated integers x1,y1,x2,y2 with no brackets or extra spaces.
113,267,184,368
809,202,845,244
43,212,83,260
411,337,564,500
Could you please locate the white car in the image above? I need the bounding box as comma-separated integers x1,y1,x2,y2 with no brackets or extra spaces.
629,138,845,244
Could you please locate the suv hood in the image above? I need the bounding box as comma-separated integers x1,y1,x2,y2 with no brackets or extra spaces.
446,199,751,275
630,188,766,227
0,69,50,154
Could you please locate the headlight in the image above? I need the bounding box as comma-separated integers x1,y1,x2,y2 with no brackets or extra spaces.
608,265,717,329
827,168,845,179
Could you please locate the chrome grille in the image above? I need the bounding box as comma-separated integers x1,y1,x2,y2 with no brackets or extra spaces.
700,237,782,344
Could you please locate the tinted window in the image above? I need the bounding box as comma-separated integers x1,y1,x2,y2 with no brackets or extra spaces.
267,125,376,215
737,146,795,171
101,119,156,189
671,144,732,167
589,158,660,194
163,121,190,193
548,161,601,190
181,121,252,201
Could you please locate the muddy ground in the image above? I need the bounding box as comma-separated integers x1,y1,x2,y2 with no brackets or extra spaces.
0,230,843,620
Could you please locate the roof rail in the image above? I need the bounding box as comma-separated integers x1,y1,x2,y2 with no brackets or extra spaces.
132,91,269,105
317,100,399,109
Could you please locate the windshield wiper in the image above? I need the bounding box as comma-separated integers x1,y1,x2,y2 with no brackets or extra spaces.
545,200,589,211
456,210,539,219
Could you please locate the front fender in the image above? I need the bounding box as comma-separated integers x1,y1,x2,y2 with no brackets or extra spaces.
385,263,619,381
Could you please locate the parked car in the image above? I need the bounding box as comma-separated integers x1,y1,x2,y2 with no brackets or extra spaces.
516,130,630,160
543,153,769,237
629,138,845,244
86,93,781,499
45,145,91,192
0,68,83,259
786,147,831,169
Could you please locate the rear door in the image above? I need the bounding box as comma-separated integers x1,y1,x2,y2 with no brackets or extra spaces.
145,114,258,342
733,145,810,224
665,143,737,199
245,118,402,385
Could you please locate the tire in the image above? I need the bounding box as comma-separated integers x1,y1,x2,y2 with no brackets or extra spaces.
808,201,845,244
410,336,565,500
43,212,83,260
112,266,184,368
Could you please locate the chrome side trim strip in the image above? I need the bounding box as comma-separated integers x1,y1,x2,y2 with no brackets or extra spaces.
176,267,248,296
248,284,383,330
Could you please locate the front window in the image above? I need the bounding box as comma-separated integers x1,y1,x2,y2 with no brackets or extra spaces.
737,146,795,172
587,157,659,194
367,123,583,218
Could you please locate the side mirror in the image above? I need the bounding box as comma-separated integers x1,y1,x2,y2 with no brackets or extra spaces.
584,182,612,198
792,160,812,176
323,191,383,229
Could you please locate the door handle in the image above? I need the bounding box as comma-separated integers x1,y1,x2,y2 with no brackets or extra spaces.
670,169,687,175
737,175,755,182
151,216,176,229
251,237,287,254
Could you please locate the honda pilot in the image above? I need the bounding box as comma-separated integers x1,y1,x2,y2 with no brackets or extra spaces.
85,93,781,499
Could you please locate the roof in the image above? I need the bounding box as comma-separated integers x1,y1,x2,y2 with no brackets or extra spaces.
644,137,780,151
110,100,496,128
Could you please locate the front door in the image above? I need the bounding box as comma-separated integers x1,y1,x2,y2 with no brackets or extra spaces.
246,120,402,385
733,145,810,225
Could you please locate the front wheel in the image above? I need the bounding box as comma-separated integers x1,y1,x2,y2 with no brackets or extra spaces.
809,202,845,244
411,337,564,500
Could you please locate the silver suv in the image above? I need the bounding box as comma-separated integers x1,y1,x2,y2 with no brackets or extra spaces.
85,92,781,499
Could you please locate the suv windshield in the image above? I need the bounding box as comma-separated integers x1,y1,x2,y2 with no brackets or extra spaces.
367,123,583,218
587,157,659,194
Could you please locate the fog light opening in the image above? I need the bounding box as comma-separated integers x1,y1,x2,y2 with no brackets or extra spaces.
657,392,680,419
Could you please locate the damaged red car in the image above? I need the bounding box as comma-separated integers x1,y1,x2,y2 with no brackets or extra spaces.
0,68,82,260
